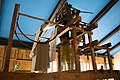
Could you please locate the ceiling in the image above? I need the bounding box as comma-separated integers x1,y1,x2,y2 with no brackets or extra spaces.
0,0,120,55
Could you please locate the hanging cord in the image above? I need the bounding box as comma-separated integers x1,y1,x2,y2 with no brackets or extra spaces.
16,21,38,43
14,15,32,49
14,30,32,49
16,14,58,44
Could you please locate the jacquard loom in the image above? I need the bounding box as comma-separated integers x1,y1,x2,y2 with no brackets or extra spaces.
0,1,120,80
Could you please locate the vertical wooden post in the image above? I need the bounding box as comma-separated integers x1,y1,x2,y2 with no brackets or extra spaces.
3,4,20,72
103,57,107,70
72,28,80,72
57,47,61,72
88,33,97,72
107,48,113,72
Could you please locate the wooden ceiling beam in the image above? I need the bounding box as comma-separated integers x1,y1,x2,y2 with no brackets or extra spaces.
99,25,120,44
90,0,118,24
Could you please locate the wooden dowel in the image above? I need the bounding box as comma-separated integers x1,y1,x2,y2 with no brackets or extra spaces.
3,4,20,72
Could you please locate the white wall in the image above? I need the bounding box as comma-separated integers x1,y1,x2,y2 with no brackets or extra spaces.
113,51,120,70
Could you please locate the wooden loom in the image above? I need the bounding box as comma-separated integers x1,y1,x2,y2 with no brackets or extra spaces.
0,3,120,80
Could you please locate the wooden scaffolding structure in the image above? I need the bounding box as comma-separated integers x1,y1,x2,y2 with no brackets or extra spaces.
0,3,120,80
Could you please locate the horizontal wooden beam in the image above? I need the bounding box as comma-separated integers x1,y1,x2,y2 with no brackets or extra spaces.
16,58,32,61
0,70,120,80
84,22,98,31
79,40,98,49
19,13,64,27
94,43,112,50
103,42,120,55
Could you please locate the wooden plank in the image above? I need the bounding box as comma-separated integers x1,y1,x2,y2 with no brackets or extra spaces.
88,34,97,72
72,29,80,72
3,4,20,72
